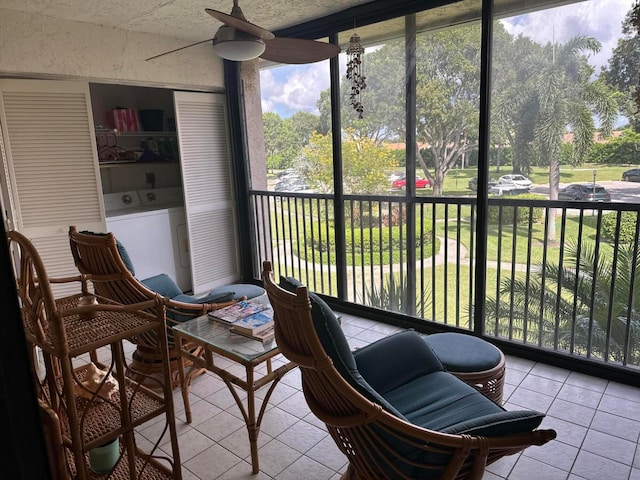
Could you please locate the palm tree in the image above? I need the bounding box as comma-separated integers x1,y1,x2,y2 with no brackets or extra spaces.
361,273,432,318
486,240,640,366
534,36,618,241
493,34,617,240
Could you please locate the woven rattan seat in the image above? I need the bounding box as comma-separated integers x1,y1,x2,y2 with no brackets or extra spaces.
262,261,556,480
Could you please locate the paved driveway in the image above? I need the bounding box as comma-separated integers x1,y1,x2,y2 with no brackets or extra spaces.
531,180,640,204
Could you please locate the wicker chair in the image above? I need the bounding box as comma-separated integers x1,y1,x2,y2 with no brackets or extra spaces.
68,225,246,390
262,261,556,480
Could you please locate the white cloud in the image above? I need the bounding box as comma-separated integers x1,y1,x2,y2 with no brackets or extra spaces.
260,50,360,117
501,0,634,74
260,61,331,117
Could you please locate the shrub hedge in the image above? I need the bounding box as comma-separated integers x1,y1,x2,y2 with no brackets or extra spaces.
601,211,639,244
293,222,438,266
487,193,546,225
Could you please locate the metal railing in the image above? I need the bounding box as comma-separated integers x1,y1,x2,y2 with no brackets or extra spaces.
249,190,640,372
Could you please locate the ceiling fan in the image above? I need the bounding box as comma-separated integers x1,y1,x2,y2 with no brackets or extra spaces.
146,0,341,64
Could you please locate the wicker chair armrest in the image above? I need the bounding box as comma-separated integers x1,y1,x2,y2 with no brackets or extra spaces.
164,295,247,313
62,298,161,318
374,406,556,457
47,274,84,284
160,296,249,329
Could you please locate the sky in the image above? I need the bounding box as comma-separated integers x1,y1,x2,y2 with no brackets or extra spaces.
260,0,635,119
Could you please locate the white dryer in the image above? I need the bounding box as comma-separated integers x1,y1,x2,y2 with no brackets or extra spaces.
104,187,191,292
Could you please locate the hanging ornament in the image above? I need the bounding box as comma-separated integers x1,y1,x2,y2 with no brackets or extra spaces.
346,33,366,119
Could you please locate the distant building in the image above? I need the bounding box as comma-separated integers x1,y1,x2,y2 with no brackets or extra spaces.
385,142,430,150
562,130,624,144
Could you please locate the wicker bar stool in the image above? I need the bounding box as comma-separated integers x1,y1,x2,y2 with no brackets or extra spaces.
424,332,506,404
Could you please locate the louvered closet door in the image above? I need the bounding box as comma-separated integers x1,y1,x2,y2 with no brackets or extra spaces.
0,79,105,296
174,91,239,294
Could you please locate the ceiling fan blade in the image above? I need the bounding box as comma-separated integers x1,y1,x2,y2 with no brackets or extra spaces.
205,8,274,40
260,38,341,64
145,38,213,61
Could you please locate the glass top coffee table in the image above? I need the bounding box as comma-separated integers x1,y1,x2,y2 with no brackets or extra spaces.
173,315,297,474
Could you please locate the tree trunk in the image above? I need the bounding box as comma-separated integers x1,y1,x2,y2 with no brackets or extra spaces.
547,156,560,243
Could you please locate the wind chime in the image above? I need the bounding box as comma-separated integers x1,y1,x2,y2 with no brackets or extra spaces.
346,32,366,118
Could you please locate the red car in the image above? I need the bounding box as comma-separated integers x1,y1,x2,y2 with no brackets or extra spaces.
391,175,431,190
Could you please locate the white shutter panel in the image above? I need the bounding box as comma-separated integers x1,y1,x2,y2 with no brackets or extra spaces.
0,79,105,296
173,91,239,294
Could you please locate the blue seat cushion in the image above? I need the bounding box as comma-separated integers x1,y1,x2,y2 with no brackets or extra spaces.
210,283,265,300
385,371,503,429
173,291,235,304
424,332,502,372
141,275,252,306
141,274,235,325
383,371,544,437
442,409,545,437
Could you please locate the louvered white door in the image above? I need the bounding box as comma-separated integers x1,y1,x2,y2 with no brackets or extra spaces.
173,91,240,294
0,79,105,295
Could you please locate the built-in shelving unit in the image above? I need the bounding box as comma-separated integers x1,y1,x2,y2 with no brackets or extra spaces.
96,128,179,166
10,230,182,480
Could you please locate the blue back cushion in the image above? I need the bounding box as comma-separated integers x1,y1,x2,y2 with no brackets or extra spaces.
79,230,135,276
353,330,444,395
279,276,406,419
140,273,182,298
115,240,136,276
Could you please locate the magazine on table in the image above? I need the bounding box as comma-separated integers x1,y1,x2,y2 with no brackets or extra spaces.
230,324,275,344
230,306,274,335
208,300,269,324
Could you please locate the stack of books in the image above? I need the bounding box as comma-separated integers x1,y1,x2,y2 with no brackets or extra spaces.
208,300,275,342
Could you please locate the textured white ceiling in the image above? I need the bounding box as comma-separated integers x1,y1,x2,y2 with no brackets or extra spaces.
1,0,372,42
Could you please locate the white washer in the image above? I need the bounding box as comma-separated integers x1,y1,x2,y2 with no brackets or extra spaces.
104,187,191,292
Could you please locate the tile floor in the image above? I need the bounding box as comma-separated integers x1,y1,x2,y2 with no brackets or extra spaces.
131,313,640,480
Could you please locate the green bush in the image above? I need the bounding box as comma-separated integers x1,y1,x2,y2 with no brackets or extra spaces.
487,193,546,225
588,131,640,165
601,211,639,244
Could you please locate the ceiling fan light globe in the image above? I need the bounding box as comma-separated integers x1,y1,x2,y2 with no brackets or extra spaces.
212,25,265,61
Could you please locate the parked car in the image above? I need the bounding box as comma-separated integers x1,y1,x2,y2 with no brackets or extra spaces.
391,175,431,190
468,176,498,191
497,174,533,189
277,168,296,178
388,172,404,182
274,176,310,192
488,184,530,196
622,168,640,182
558,183,611,202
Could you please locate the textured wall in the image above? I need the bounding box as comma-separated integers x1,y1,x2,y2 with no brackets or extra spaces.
240,59,267,190
0,9,224,89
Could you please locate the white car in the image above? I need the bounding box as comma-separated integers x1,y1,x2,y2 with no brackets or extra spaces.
497,174,533,189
